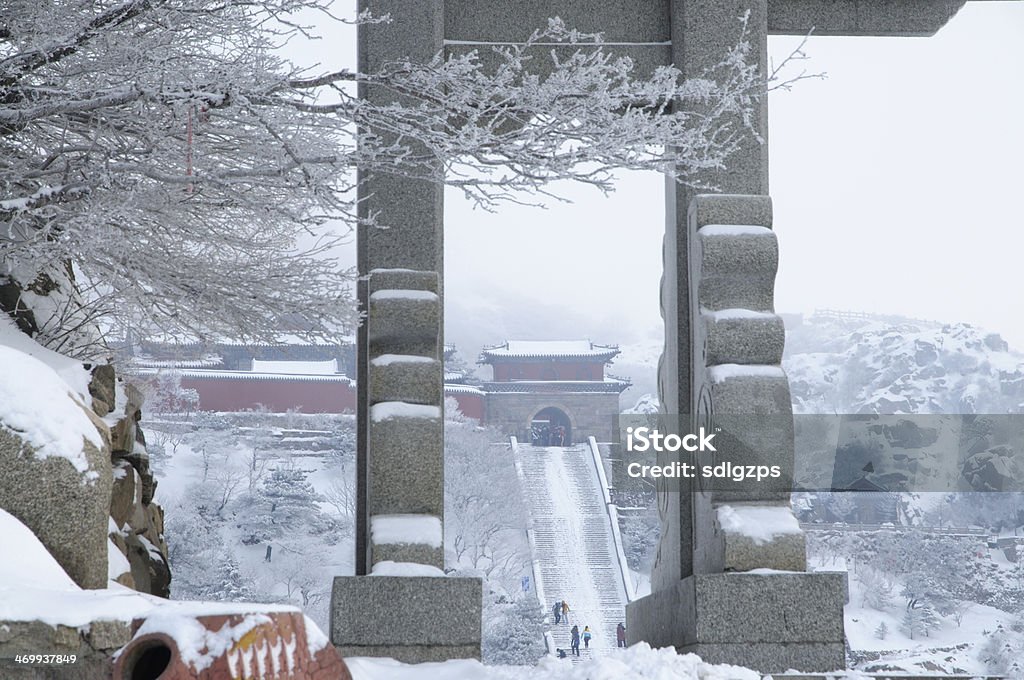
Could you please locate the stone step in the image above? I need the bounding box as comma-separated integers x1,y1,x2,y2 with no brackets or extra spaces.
369,513,444,569
367,268,438,295
702,309,785,365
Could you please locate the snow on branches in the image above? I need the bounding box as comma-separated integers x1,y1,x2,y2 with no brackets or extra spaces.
0,1,761,348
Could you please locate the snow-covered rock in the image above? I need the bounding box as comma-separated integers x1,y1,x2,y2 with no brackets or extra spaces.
0,328,112,589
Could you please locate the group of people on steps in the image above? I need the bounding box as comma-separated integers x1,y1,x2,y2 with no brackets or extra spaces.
552,600,627,657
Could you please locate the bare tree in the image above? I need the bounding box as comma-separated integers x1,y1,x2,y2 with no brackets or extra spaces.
1,1,761,353
445,421,531,591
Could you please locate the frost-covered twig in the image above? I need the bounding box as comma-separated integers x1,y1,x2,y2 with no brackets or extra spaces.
0,1,760,350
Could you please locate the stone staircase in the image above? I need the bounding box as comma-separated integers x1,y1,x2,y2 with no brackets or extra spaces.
515,444,628,658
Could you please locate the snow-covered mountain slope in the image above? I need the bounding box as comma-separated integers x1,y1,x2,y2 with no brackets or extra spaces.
515,444,628,658
784,313,1024,415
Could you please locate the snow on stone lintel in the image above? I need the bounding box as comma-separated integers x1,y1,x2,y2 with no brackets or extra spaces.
370,561,446,578
370,354,437,367
369,402,441,422
368,289,438,302
717,505,802,546
370,514,443,548
707,364,785,383
699,225,773,237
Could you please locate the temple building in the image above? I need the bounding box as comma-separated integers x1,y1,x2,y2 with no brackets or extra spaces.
124,337,630,444
474,340,630,444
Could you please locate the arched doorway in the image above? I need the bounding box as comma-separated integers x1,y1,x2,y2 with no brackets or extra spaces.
529,406,572,446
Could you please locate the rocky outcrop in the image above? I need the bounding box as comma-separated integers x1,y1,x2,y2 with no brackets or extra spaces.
0,336,171,595
104,376,171,597
785,314,1024,415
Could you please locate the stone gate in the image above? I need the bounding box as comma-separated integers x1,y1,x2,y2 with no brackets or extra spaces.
338,0,994,672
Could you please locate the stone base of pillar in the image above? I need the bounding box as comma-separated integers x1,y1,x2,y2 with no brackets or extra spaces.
331,575,482,664
626,572,847,673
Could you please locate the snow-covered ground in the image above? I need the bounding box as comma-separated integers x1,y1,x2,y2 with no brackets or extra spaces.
347,644,761,680
148,412,355,629
0,507,330,671
808,535,1024,676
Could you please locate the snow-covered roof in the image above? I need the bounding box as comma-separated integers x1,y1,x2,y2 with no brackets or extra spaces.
479,340,619,362
130,356,224,369
131,368,353,385
444,384,485,396
251,359,338,375
134,333,354,348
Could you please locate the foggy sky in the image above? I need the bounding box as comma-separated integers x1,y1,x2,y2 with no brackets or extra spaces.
299,3,1024,360
443,2,1024,359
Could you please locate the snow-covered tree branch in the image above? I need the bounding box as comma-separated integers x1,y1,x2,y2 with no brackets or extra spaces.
0,1,761,351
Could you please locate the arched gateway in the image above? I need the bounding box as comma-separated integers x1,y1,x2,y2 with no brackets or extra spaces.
529,405,573,446
477,340,630,443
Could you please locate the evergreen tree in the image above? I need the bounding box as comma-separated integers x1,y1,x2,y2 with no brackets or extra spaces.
236,463,325,544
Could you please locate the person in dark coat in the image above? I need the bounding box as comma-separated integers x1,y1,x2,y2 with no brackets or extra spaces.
616,622,627,648
552,600,561,624
570,625,581,656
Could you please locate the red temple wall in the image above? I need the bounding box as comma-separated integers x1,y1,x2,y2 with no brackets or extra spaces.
446,390,484,420
180,377,356,414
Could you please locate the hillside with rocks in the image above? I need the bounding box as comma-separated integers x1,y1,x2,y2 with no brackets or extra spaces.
784,312,1024,415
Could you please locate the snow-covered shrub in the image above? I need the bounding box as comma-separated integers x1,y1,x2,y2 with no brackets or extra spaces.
620,499,660,573
482,594,546,666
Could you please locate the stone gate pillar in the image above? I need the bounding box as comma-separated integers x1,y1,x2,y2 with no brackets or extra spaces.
331,0,482,663
331,268,481,662
626,0,847,671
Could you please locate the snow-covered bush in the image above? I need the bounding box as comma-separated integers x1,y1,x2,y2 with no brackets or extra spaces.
161,410,354,631
620,499,660,573
481,592,546,666
445,421,530,590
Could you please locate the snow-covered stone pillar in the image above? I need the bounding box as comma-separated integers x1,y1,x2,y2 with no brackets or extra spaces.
624,0,848,670
364,269,444,570
690,194,805,575
627,193,847,670
332,269,481,663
